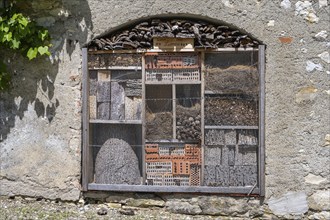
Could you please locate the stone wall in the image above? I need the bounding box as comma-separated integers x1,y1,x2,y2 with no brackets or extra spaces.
0,0,329,218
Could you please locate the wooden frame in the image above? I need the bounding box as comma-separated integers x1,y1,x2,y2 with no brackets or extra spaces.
82,48,91,191
88,183,260,194
258,45,266,197
82,46,265,195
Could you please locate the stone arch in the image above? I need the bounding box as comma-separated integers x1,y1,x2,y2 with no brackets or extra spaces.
88,15,261,50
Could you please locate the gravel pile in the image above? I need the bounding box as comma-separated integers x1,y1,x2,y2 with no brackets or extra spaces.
0,196,216,220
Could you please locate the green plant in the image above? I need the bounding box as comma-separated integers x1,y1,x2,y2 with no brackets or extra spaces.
0,0,51,91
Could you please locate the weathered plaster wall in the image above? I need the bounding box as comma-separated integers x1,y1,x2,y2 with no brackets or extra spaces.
0,0,329,218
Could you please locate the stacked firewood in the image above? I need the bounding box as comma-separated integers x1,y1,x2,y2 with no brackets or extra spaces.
90,19,259,50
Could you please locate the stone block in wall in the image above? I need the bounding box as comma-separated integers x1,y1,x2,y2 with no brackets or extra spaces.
309,190,330,211
89,96,97,119
205,129,225,145
110,82,125,120
196,196,261,216
225,130,236,145
165,200,202,215
268,192,308,216
126,197,165,208
97,102,110,119
125,97,142,120
97,81,111,102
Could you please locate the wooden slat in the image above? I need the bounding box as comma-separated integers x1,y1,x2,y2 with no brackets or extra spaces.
258,44,266,197
205,125,259,130
141,55,147,184
199,47,258,53
82,48,90,191
145,81,201,85
172,84,176,139
200,52,205,185
89,119,142,124
89,66,142,71
88,47,258,55
88,183,260,194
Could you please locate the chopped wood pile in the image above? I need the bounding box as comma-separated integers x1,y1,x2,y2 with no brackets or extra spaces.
89,19,259,50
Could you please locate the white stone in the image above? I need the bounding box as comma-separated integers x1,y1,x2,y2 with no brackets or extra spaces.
222,0,234,8
306,60,323,72
315,31,328,40
324,134,330,146
295,1,319,23
319,0,328,8
295,86,318,103
307,13,320,23
304,174,327,184
309,190,330,211
295,1,312,15
268,191,308,216
267,20,275,26
318,51,330,63
309,211,330,220
280,0,291,9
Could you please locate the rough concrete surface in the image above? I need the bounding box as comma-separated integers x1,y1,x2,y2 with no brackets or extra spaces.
0,0,329,218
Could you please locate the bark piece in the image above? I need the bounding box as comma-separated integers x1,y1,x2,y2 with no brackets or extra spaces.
110,81,125,120
97,81,111,102
97,102,110,120
89,96,97,119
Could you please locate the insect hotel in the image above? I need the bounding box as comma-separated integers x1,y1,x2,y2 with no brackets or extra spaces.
82,18,265,195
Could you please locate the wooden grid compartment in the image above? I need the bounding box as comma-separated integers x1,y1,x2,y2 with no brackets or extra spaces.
146,70,172,82
145,143,201,186
189,164,201,186
88,53,142,69
147,174,190,186
145,53,199,69
172,68,200,81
